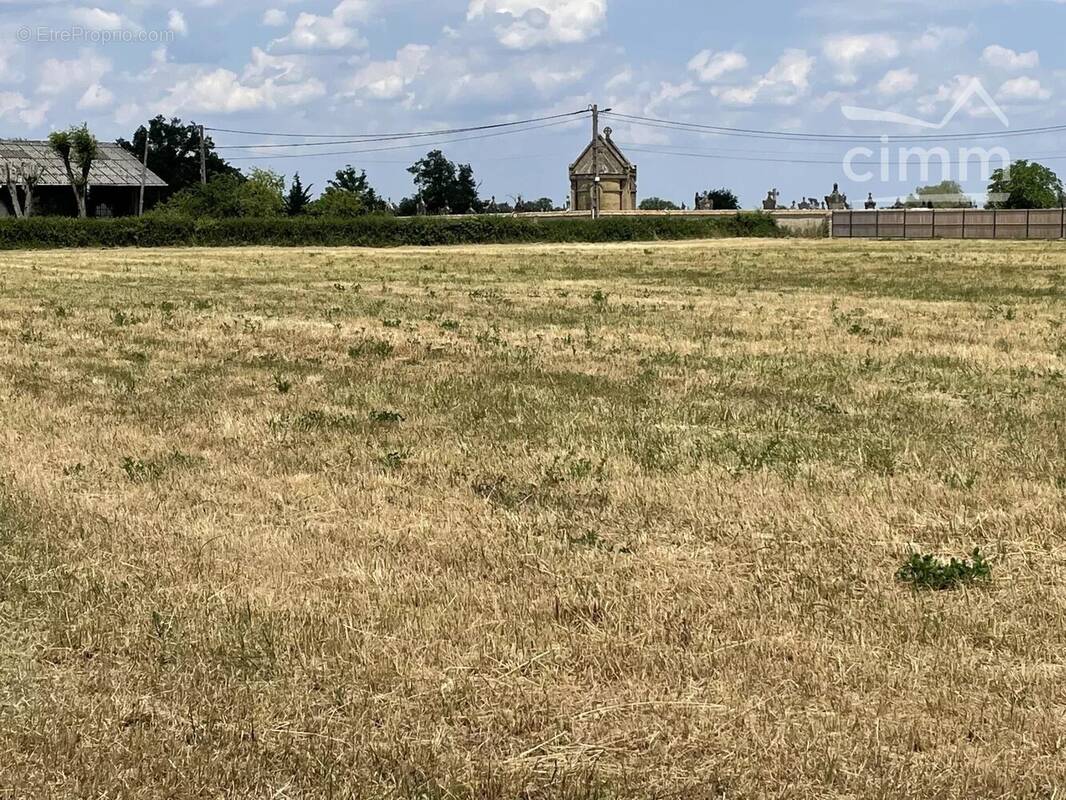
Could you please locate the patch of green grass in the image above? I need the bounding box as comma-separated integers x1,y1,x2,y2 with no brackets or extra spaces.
896,548,991,591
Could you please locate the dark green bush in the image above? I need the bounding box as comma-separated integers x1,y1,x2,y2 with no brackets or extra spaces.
896,548,991,591
0,212,782,250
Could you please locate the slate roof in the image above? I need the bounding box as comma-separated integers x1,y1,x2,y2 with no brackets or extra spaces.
0,140,167,188
569,134,636,177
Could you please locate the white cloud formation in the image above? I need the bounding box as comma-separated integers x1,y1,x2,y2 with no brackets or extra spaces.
38,51,110,95
467,0,607,49
823,33,898,84
529,66,586,93
262,8,288,26
823,33,899,66
997,76,1051,102
162,68,326,112
712,48,814,106
168,9,187,35
272,0,372,51
687,50,748,82
877,67,918,96
346,44,431,100
159,47,327,113
982,45,1039,70
77,82,114,110
69,7,138,30
913,25,969,52
0,91,47,127
916,74,1008,121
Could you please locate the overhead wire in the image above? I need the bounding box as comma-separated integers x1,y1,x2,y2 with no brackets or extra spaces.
223,116,587,161
602,110,1066,143
207,109,589,147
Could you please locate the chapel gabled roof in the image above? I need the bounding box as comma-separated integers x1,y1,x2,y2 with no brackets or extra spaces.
569,133,635,177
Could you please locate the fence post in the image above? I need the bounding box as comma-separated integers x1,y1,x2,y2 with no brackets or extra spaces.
903,210,907,240
849,210,854,239
962,208,967,240
993,210,997,240
931,209,936,239
1026,209,1031,239
875,210,880,239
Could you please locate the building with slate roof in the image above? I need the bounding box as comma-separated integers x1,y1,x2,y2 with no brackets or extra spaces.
568,127,637,212
0,140,167,217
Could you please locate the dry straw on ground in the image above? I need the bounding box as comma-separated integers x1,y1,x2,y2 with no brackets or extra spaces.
1,239,1065,798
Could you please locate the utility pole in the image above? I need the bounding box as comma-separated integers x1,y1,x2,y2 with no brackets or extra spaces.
198,124,207,185
590,104,600,220
138,124,149,217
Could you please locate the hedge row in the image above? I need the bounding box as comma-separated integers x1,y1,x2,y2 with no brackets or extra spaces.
0,213,782,250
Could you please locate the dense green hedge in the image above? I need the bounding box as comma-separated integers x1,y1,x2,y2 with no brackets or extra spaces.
0,212,782,250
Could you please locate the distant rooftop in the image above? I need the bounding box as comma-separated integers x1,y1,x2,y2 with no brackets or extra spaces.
0,140,167,188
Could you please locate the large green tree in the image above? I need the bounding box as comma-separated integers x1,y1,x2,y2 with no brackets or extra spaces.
986,160,1065,209
406,150,483,214
905,180,975,209
702,188,740,211
154,168,284,219
319,165,388,214
284,172,313,216
49,123,99,218
117,116,240,203
639,197,680,211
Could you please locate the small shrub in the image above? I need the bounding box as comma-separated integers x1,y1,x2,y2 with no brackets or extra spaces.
369,410,404,424
273,373,293,394
378,449,411,471
896,548,991,590
348,337,394,359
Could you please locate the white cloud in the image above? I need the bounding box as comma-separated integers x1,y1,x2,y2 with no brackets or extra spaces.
823,33,898,83
823,33,899,66
712,48,814,107
0,91,47,127
77,82,114,110
529,66,586,92
467,0,607,49
877,67,918,96
262,8,288,26
997,76,1051,102
70,7,137,30
161,63,326,113
38,51,110,95
714,85,759,106
765,48,815,92
687,49,747,82
916,75,1008,121
168,9,187,35
272,0,372,51
982,45,1039,70
346,44,431,100
913,25,969,52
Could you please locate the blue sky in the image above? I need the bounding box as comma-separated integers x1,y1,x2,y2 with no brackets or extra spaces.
1,0,1063,206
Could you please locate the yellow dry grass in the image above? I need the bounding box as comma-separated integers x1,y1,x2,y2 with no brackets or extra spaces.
1,239,1065,798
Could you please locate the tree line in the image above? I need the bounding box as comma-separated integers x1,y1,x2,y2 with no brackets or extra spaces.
8,119,1066,218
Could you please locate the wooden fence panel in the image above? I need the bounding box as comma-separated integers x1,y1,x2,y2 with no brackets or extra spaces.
831,208,1066,240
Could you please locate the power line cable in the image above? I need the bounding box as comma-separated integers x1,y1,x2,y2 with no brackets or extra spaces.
225,116,585,161
207,110,588,145
618,142,1066,166
603,110,1066,143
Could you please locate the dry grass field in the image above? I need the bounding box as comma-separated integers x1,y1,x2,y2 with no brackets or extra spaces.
2,239,1065,798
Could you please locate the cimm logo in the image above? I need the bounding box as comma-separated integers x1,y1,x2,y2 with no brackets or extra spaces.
840,78,1011,197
